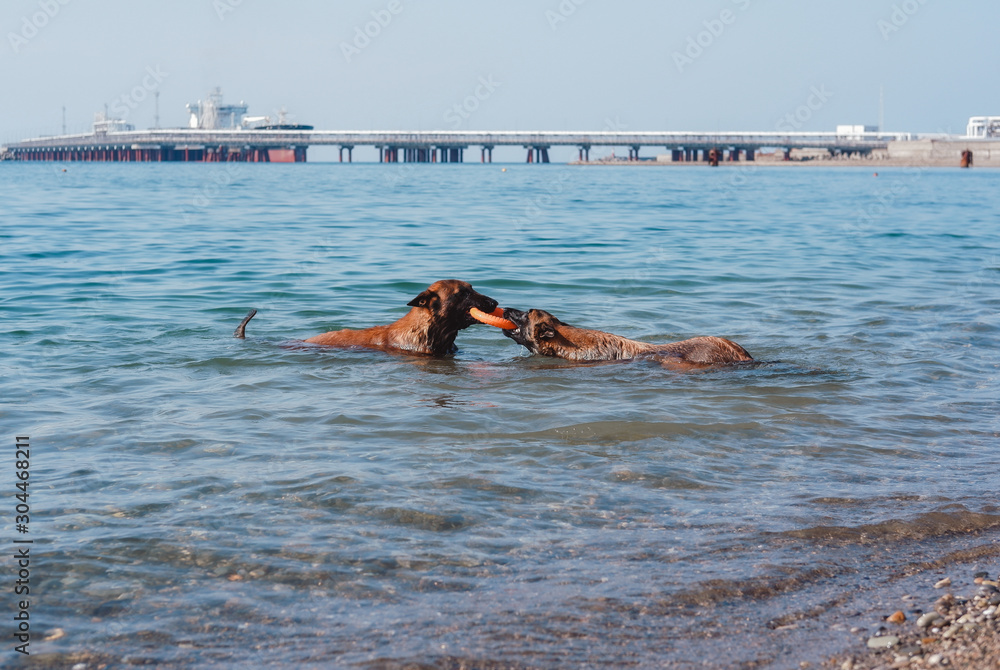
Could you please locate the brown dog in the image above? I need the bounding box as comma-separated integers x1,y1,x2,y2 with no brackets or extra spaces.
234,280,498,356
501,308,752,368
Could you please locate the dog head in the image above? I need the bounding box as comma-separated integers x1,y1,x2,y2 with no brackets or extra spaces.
501,307,574,356
406,280,499,331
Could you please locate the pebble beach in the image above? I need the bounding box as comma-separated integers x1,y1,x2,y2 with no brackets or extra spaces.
830,567,1000,669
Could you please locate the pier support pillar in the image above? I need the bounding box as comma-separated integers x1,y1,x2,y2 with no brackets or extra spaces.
526,146,549,163
783,148,792,161
746,148,755,161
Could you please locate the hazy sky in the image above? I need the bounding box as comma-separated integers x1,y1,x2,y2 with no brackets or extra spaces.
2,0,998,160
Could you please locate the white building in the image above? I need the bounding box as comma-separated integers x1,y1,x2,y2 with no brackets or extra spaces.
186,88,248,130
966,116,1000,139
92,112,134,134
836,125,879,139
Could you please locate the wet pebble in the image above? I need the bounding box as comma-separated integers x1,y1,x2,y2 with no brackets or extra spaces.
934,577,952,589
917,612,943,628
867,635,899,649
887,610,906,624
935,594,955,607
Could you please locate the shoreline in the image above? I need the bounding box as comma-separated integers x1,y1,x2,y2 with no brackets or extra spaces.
21,531,1000,668
568,158,997,169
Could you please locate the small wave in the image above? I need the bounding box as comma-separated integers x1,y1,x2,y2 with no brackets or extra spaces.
780,505,1000,545
363,506,470,532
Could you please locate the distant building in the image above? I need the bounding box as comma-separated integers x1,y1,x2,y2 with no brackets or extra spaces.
966,116,1000,139
836,124,879,138
186,87,248,130
92,112,134,135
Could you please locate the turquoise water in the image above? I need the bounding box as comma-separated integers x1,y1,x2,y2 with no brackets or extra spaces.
2,162,999,668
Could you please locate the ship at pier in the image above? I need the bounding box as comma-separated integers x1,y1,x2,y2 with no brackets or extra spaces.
3,88,312,163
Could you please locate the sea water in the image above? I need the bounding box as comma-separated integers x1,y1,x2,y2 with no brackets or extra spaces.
2,162,999,667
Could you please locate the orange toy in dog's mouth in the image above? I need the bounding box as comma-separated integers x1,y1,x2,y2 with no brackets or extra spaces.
469,307,516,330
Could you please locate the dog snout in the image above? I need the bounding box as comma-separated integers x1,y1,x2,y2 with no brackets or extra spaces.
502,307,527,326
480,294,499,313
464,289,497,314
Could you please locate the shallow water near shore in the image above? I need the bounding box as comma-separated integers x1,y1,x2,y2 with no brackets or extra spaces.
2,162,999,668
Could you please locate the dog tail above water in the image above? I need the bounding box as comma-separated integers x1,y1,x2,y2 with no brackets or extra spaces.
233,309,258,339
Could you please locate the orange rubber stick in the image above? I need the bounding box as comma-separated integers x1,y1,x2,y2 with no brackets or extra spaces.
469,307,516,330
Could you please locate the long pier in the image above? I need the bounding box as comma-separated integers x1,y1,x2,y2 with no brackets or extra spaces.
1,128,911,163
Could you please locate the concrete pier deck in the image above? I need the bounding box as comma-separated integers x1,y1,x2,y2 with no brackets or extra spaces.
1,128,911,163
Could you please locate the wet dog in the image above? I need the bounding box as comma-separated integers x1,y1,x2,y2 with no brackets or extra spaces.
234,280,498,356
501,308,752,368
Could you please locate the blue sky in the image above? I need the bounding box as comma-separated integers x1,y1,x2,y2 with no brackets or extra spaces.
2,0,997,160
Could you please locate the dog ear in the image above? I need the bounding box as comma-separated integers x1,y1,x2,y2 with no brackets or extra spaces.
537,325,557,339
407,289,436,308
